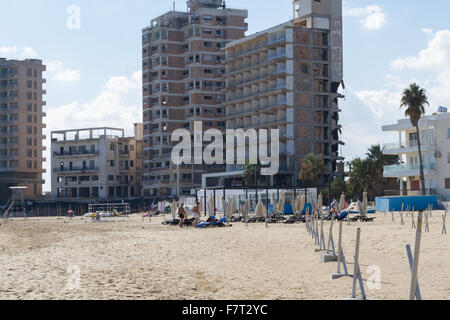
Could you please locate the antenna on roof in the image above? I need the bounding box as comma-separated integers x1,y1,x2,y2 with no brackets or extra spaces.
173,1,176,11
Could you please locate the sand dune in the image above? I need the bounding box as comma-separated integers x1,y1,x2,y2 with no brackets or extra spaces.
0,212,449,300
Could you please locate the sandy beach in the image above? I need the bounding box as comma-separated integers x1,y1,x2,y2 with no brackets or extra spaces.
0,212,449,300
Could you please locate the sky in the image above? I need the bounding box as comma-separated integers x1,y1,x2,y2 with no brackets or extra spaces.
1,0,450,192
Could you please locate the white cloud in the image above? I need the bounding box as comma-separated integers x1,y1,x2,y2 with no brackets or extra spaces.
43,71,142,191
0,46,37,59
52,69,81,82
45,60,81,82
343,29,450,161
344,5,387,30
422,28,433,35
390,30,450,72
351,88,401,121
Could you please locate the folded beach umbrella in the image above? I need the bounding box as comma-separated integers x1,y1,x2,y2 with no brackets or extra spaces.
242,199,249,218
339,193,346,212
362,191,368,213
222,198,228,218
276,194,285,215
310,197,317,215
317,193,323,216
231,198,237,216
293,196,299,217
208,196,215,217
199,197,204,215
255,200,267,217
357,200,365,215
297,194,306,216
270,193,275,206
171,201,178,219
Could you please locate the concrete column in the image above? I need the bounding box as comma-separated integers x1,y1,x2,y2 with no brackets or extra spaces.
400,177,404,196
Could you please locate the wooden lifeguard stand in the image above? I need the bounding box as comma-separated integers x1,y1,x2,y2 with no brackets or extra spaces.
2,186,28,219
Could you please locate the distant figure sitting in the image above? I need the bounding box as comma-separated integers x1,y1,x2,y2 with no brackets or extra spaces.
192,201,201,228
178,203,186,228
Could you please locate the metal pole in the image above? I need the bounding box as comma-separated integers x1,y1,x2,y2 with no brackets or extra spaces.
204,188,207,217
409,211,423,300
337,219,343,274
213,189,216,217
352,228,361,299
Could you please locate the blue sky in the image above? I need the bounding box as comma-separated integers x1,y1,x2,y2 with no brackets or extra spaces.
2,0,450,192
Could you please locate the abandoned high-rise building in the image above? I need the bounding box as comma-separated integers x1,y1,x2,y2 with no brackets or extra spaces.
141,0,248,198
205,0,345,187
0,59,46,198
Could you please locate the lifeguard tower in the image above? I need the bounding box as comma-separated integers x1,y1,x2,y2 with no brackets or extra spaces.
2,186,28,219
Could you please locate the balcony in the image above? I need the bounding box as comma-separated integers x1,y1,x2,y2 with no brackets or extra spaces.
383,140,436,155
53,151,99,157
383,163,436,178
54,166,99,173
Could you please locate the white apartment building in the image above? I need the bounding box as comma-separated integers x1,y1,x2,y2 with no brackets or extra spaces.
51,125,143,200
382,107,450,201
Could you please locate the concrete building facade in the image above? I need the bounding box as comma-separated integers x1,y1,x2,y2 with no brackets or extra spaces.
382,108,450,201
141,0,248,198
221,0,344,186
51,125,143,200
0,58,46,198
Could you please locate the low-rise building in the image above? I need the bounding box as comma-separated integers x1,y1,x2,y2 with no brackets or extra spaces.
51,125,143,200
382,108,450,201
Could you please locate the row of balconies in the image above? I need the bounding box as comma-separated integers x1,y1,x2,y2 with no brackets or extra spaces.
54,166,99,173
227,83,287,103
226,100,287,117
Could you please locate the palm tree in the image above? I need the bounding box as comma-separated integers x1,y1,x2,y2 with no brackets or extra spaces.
366,144,401,196
299,154,327,200
366,144,400,167
400,83,429,196
243,160,261,187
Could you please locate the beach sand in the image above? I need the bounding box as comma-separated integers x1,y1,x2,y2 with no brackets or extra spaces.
0,212,449,300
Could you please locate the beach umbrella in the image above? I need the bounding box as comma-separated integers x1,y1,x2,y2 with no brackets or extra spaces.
357,201,365,216
339,193,346,212
171,201,178,219
362,191,368,213
222,197,228,218
208,196,215,217
293,196,299,217
255,201,267,217
230,198,237,216
199,197,204,215
276,194,285,216
297,194,306,216
242,199,249,218
310,197,317,216
270,193,275,206
317,193,323,216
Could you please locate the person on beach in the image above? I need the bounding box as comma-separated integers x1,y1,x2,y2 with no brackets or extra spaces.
192,201,201,228
178,203,186,228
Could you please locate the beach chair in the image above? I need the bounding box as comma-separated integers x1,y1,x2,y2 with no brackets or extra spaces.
337,211,348,221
